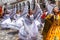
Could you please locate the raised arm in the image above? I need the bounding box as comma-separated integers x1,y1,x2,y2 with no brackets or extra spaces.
44,0,54,13
35,3,43,20
44,0,49,6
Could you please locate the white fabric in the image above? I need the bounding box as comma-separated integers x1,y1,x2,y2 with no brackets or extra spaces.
44,0,56,13
1,18,11,28
21,5,28,17
34,20,40,26
7,17,24,30
16,17,24,26
1,18,11,24
19,18,38,39
30,15,34,21
5,14,10,17
14,14,20,20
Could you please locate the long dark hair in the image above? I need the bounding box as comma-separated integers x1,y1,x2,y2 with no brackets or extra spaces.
27,1,30,14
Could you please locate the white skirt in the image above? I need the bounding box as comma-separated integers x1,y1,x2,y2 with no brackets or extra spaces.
1,18,20,30
18,20,39,40
1,18,11,28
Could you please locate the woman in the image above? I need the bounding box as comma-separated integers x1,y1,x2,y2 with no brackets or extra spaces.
1,8,11,29
7,3,23,30
14,8,21,20
18,1,38,40
42,6,60,40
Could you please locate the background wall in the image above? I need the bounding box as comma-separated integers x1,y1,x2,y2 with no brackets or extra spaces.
55,0,60,8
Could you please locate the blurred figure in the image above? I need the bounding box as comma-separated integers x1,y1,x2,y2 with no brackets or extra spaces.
44,0,56,14
22,2,25,11
43,6,60,40
42,6,60,38
40,9,48,32
3,9,10,19
30,0,44,31
21,1,28,17
1,9,11,29
18,1,38,40
1,4,18,30
14,3,22,20
53,7,59,14
10,4,16,19
41,9,48,21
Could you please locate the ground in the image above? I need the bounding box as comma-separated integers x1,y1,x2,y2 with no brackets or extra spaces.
0,27,43,40
0,28,19,40
0,18,18,40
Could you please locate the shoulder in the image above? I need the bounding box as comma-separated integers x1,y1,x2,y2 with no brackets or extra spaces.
45,14,54,19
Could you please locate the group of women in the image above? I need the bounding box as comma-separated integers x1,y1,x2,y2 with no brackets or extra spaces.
0,0,60,40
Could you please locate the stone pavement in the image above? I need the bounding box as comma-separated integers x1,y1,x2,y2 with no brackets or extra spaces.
0,28,19,40
0,27,43,40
